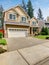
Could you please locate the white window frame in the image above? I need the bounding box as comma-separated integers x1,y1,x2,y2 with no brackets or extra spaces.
9,13,16,20
32,21,36,25
21,16,26,23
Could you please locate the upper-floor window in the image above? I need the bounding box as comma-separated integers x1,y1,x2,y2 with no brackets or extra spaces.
22,17,26,22
32,21,36,25
9,14,16,20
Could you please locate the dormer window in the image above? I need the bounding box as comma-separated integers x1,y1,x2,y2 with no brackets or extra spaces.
9,14,16,20
22,17,26,22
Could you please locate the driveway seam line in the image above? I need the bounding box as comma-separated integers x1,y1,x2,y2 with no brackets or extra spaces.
34,56,49,65
17,50,30,65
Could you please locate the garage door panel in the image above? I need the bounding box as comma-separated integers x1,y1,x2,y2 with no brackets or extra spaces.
7,28,27,38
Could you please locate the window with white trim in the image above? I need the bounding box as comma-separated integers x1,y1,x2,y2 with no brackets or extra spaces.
9,14,16,20
22,17,26,22
32,21,36,25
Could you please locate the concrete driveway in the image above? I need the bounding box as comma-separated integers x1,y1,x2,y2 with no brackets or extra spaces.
0,37,49,65
5,37,49,51
0,39,49,65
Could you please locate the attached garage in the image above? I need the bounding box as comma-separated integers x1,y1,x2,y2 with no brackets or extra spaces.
7,28,28,38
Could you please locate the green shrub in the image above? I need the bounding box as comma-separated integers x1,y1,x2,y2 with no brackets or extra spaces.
41,27,45,33
0,39,7,45
44,27,49,35
40,32,46,35
41,27,49,35
0,32,3,38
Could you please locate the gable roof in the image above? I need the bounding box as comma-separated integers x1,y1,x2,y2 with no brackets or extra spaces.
29,17,38,22
4,5,30,18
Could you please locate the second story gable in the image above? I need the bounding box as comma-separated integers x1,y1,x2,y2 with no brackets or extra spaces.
29,17,39,27
4,5,30,24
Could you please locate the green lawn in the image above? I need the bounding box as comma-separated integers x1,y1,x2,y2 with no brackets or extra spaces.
0,39,7,45
34,35,49,39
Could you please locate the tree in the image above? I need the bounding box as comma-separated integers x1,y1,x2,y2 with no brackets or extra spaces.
21,0,27,12
0,5,4,37
37,8,43,20
0,5,4,32
0,5,4,17
27,0,34,18
0,5,3,12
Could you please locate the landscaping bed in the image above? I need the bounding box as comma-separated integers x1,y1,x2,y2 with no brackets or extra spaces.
0,39,7,45
0,39,7,54
34,35,49,39
0,47,7,54
34,27,49,40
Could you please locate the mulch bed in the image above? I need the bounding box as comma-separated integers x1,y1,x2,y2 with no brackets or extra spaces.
0,47,7,54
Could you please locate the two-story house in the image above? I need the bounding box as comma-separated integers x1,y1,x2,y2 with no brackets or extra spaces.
4,5,30,38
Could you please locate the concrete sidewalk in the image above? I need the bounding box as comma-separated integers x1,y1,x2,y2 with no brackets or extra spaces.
18,44,49,65
0,51,28,65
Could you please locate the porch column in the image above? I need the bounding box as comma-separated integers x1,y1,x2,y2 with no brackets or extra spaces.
4,23,7,38
29,27,31,36
31,27,33,36
37,27,40,33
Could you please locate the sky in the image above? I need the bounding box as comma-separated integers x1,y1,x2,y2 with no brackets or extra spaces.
0,0,49,19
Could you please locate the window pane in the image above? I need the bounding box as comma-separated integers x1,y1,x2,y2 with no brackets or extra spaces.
13,15,16,20
32,21,36,25
9,14,12,19
9,14,16,20
22,17,26,22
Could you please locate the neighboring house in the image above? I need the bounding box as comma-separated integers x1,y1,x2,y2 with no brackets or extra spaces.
45,21,49,28
38,19,45,32
44,17,49,28
29,17,39,35
4,5,30,38
46,16,49,21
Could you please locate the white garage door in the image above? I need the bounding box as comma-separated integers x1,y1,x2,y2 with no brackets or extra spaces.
7,28,28,38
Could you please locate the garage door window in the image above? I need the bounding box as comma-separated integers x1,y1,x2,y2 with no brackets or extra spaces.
9,29,27,31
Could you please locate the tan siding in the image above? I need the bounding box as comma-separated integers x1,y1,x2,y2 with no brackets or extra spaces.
30,18,38,25
4,6,29,23
29,18,39,27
